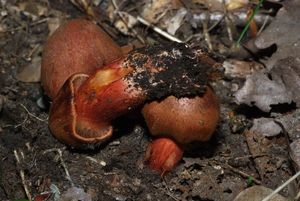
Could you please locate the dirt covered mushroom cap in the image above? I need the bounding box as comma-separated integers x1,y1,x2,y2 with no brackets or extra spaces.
41,19,123,99
142,87,220,145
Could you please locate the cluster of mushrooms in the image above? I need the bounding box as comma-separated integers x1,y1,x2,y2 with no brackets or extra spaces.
41,19,220,175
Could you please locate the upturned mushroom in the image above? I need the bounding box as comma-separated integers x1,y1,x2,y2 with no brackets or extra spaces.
48,44,211,148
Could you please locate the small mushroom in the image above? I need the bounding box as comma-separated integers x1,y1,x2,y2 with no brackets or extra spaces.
41,19,123,99
142,87,220,174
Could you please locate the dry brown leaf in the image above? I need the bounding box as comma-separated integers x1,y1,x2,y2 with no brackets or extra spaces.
235,0,300,112
255,0,300,69
16,56,41,83
290,139,300,170
141,0,182,24
193,0,248,11
244,129,288,180
47,10,67,36
18,1,49,21
235,57,300,112
251,118,281,137
233,185,287,201
223,59,264,78
166,7,187,35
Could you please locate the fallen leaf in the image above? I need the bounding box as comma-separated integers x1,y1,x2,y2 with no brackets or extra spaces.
193,0,248,11
290,139,300,170
16,56,41,83
235,57,300,112
233,185,287,201
47,10,66,36
244,129,288,179
251,118,282,137
166,7,187,35
223,59,264,78
140,0,182,25
113,12,137,36
235,70,292,112
255,0,300,69
277,109,300,141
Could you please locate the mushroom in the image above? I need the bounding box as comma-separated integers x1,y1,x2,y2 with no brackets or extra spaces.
42,19,216,148
48,44,210,148
41,19,123,99
142,87,220,174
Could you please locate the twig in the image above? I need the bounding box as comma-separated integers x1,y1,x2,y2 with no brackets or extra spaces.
136,16,183,43
262,171,300,201
29,18,49,27
257,11,270,36
20,103,48,122
25,44,40,61
69,0,95,17
0,18,48,33
201,13,213,51
85,156,106,166
153,183,180,201
208,14,225,32
224,12,234,42
225,164,261,185
295,189,300,201
3,115,28,129
3,103,47,129
14,150,32,201
43,148,74,186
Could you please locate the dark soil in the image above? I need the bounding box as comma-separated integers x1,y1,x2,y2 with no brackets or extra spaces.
127,43,211,100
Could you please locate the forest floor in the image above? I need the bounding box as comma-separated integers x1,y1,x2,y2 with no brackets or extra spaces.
1,0,299,201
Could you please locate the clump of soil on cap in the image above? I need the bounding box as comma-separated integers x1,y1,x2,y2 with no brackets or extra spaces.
125,43,213,100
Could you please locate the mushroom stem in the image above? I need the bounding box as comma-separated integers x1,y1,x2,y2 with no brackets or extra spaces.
145,138,183,176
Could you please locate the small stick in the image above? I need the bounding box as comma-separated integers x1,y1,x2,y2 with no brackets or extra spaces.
153,183,180,201
201,13,213,51
262,171,300,201
257,12,270,36
136,16,183,43
14,150,32,201
225,164,261,185
20,103,48,122
43,148,74,186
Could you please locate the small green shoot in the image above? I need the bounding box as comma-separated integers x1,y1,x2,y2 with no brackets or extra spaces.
236,0,264,47
247,176,254,186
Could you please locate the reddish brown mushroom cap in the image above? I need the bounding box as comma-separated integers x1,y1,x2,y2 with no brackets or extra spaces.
41,19,123,99
142,87,220,144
